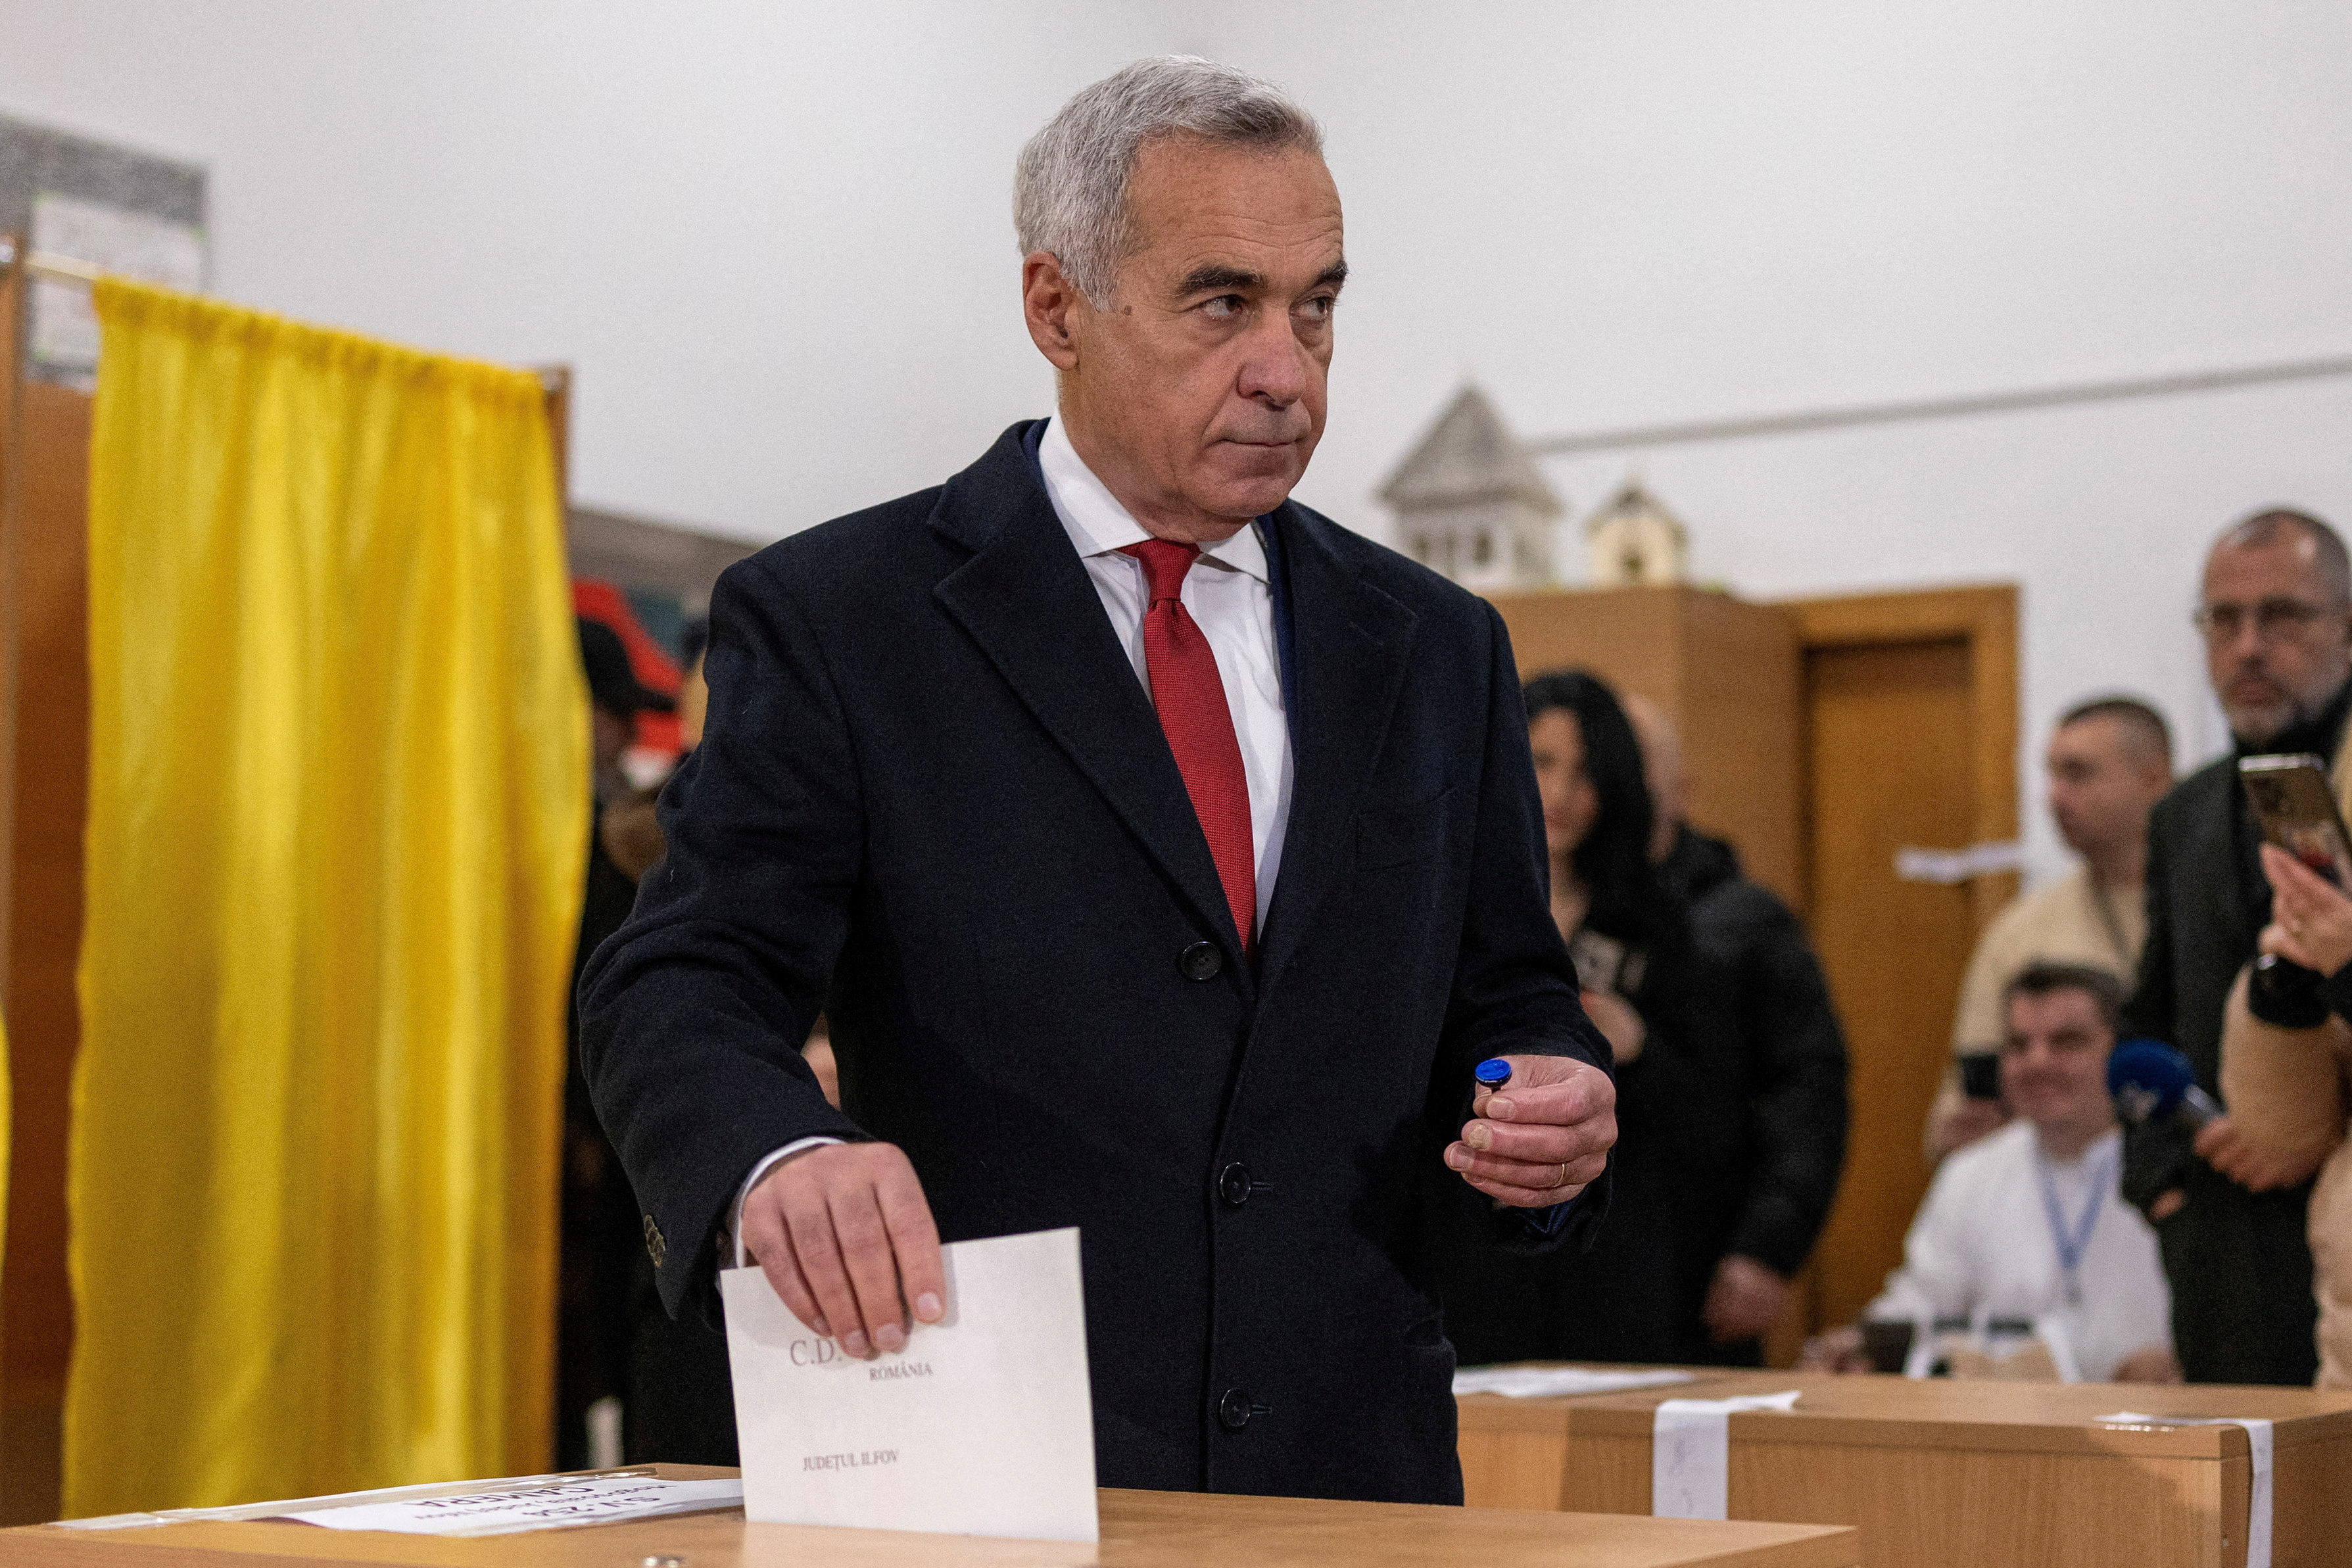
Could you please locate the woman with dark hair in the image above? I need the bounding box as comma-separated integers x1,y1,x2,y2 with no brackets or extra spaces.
1428,669,1694,1366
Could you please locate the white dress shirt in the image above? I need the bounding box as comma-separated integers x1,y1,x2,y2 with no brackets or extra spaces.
1867,1121,2172,1381
1035,414,1295,920
729,416,1296,1263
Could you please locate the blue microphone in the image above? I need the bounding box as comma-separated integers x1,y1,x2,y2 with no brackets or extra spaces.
2107,1038,2221,1129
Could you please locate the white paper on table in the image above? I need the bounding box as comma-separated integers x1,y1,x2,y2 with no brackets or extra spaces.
281,1477,743,1536
1451,1366,1697,1398
2102,1413,2273,1568
723,1225,1097,1542
1651,1391,1801,1521
52,1473,635,1531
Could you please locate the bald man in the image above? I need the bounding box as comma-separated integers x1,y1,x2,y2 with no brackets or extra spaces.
2123,509,2351,1385
1627,696,1849,1361
1924,697,2174,1164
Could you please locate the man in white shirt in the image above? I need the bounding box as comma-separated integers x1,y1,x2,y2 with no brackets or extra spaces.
1924,699,2173,1162
1815,962,2175,1382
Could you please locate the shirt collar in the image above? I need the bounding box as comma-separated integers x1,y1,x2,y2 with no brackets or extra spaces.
1037,416,1268,584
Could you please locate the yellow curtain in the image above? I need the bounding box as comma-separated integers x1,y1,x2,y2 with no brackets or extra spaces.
66,281,587,1515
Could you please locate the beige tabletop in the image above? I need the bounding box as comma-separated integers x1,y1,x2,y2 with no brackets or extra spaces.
1,1469,1858,1568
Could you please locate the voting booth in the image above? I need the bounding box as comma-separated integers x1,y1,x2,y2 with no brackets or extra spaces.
1458,1366,2352,1568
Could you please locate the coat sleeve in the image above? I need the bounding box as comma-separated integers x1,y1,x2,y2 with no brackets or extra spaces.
2219,966,2349,1170
1720,886,1851,1277
1433,602,1614,1252
2120,797,2193,1216
577,556,869,1321
2121,800,2176,1042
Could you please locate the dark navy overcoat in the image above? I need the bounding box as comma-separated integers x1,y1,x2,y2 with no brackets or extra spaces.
580,421,1608,1504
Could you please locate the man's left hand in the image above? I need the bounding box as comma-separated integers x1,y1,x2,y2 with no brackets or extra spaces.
1703,1254,1789,1343
1446,1053,1616,1208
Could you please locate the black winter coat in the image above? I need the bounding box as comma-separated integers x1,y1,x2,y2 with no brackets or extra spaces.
1658,828,1848,1362
579,423,1610,1504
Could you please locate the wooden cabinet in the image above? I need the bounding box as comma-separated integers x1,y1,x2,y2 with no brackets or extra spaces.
1460,1367,2352,1567
1484,585,1803,911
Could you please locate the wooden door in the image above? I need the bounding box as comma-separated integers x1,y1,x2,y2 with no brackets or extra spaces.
1790,588,2017,1331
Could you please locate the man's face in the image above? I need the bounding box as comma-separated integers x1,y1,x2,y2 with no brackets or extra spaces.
2045,715,2167,862
1999,987,2116,1138
1025,136,1344,540
2201,535,2352,745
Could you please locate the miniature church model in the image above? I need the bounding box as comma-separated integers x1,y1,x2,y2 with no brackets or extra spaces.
1582,477,1690,587
1378,384,1562,590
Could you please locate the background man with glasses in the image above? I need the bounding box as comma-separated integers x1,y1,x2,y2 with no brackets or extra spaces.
2122,508,2352,1384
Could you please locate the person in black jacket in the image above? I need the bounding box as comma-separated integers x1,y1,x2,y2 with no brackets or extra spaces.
579,58,1616,1504
2123,508,2351,1385
1429,671,1693,1366
1626,696,1849,1365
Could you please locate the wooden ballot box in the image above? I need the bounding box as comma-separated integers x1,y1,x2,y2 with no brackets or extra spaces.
0,1467,1858,1568
1458,1366,2352,1568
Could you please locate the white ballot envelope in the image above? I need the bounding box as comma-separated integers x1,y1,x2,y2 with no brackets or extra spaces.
721,1225,1097,1541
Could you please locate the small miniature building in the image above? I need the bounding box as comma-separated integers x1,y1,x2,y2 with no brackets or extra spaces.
1378,384,1562,590
1582,478,1689,588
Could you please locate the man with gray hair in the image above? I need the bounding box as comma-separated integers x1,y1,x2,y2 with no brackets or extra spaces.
583,57,1617,1502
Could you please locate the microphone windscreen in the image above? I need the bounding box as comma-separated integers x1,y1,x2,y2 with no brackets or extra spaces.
2107,1037,2196,1124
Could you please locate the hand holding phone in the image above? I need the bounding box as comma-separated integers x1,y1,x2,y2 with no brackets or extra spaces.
2239,753,2352,887
1957,1051,2002,1101
2242,754,2352,975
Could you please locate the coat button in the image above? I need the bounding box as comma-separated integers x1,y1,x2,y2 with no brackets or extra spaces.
1218,1162,1253,1207
1178,941,1222,981
1217,1388,1258,1431
642,1215,667,1268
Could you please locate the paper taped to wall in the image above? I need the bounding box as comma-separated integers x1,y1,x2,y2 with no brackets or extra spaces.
1894,841,2023,884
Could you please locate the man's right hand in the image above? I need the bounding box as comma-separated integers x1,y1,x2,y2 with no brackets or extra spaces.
739,1141,946,1358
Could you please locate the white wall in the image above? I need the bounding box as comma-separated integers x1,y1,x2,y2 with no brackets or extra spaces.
6,0,2350,879
1212,0,2352,878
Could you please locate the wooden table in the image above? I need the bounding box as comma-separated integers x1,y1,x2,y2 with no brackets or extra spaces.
0,1469,1856,1568
1458,1365,2352,1567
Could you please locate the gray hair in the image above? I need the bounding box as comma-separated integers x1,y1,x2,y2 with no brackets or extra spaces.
1015,56,1322,304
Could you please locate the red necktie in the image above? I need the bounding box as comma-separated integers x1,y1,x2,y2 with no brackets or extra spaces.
1122,539,1257,953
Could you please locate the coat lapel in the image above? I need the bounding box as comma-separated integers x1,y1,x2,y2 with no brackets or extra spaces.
1255,504,1419,997
930,427,1251,965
